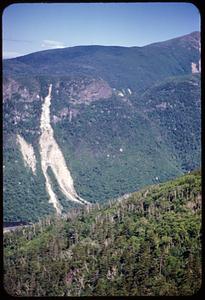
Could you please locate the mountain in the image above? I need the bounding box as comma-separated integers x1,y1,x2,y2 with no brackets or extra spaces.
3,171,202,296
3,31,200,93
3,31,201,222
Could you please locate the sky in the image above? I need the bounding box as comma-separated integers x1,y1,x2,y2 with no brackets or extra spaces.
3,2,200,59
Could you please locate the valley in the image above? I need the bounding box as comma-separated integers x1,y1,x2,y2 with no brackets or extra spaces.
2,2,202,297
3,31,201,223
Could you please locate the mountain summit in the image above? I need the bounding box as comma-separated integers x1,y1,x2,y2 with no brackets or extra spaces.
3,32,201,222
4,31,201,91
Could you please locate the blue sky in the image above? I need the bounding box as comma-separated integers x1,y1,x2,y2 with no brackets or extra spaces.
3,2,200,58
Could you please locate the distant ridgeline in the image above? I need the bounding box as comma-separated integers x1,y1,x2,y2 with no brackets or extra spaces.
4,171,201,296
3,31,201,222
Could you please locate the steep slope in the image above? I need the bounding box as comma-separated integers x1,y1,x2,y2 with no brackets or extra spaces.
3,32,201,222
39,84,90,214
139,74,201,171
3,171,201,296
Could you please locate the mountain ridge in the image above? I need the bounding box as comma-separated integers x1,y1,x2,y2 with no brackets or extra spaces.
3,31,200,61
3,31,201,222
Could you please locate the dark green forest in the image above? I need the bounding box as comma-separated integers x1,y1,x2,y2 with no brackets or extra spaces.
3,32,201,222
3,73,200,222
4,170,201,296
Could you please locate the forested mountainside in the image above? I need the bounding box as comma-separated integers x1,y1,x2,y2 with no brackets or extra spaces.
4,171,201,296
3,31,201,222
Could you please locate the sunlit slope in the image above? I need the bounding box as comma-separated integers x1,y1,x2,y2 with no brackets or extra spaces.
4,170,201,296
3,32,201,222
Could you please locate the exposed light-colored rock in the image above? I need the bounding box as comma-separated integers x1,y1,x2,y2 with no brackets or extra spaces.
198,40,201,72
39,84,90,214
16,134,37,175
191,62,200,74
198,60,201,72
191,36,200,74
118,91,124,97
52,115,61,124
127,88,132,95
52,108,79,124
156,102,167,110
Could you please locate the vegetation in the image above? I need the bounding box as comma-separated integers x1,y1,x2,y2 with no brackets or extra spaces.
4,171,201,296
4,32,200,94
3,32,201,222
140,74,201,171
3,143,55,223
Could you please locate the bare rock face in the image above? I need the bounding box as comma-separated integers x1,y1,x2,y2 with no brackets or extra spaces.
51,77,113,123
3,77,41,102
56,77,112,105
191,62,200,74
76,79,112,104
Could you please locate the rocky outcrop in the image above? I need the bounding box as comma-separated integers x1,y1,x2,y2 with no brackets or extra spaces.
76,79,112,104
191,62,201,74
56,77,112,106
3,77,40,102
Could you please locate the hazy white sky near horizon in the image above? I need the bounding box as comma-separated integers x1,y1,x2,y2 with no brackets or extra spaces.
3,2,200,58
